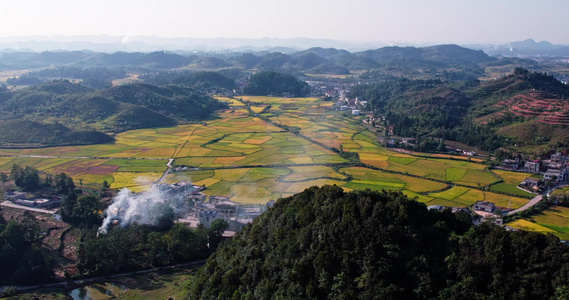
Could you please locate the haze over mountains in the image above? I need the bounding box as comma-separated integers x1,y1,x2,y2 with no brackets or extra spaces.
2,36,569,57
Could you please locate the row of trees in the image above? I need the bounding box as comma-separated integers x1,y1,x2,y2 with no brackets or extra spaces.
10,164,78,193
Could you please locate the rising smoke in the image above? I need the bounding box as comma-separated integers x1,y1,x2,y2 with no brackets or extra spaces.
98,183,193,235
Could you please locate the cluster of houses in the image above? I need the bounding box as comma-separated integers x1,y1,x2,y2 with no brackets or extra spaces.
308,81,353,100
3,181,273,235
502,152,569,192
3,191,62,210
157,181,273,234
335,97,369,116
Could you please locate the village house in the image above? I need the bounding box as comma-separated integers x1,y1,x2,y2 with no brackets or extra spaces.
199,210,218,228
524,160,541,173
4,191,26,201
214,201,238,218
402,138,417,146
473,201,496,213
545,162,564,170
502,159,519,170
544,169,563,182
521,177,540,188
551,152,568,164
352,109,360,116
189,190,207,203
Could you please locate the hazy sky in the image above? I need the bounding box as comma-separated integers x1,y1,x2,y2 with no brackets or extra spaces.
1,0,567,44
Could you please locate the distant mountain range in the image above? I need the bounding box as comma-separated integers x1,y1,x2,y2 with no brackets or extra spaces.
0,35,384,53
0,44,493,78
467,39,569,57
1,36,568,57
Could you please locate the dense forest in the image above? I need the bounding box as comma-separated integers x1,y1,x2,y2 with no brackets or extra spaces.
244,71,310,97
188,185,569,300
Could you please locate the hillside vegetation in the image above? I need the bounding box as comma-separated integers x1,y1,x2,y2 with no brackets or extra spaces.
141,71,237,93
352,68,569,153
189,185,569,300
0,45,494,77
0,80,226,135
243,71,310,97
0,120,114,147
0,80,227,146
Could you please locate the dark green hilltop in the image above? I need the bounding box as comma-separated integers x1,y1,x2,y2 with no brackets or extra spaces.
189,185,569,300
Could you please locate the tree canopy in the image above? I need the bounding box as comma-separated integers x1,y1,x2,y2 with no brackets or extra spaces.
188,185,569,300
243,71,310,97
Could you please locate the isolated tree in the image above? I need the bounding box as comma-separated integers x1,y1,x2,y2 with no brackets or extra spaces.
60,192,78,223
10,164,24,187
10,165,40,191
54,173,75,194
72,195,101,227
150,202,175,231
208,219,228,249
23,166,40,191
21,211,40,242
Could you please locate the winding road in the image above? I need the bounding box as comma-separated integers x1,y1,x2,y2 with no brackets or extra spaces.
505,183,569,216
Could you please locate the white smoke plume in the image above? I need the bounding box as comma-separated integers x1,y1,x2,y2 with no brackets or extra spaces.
98,183,194,235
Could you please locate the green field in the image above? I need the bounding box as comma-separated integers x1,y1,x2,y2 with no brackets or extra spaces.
424,186,529,209
508,205,569,240
0,95,537,205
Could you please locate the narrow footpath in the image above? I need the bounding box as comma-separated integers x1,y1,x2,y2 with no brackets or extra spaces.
155,158,174,184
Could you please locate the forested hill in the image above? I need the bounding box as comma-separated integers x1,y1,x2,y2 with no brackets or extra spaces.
0,80,227,146
0,120,114,147
351,68,569,152
188,185,569,299
243,71,310,97
355,44,493,67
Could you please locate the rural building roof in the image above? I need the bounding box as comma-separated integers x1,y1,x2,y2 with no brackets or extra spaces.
545,169,561,176
523,178,540,184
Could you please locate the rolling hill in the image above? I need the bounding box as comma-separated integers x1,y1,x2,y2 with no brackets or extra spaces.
0,80,228,146
351,68,569,152
0,120,114,147
0,44,495,77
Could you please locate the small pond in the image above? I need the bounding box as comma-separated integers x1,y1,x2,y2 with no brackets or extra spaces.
69,283,127,300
